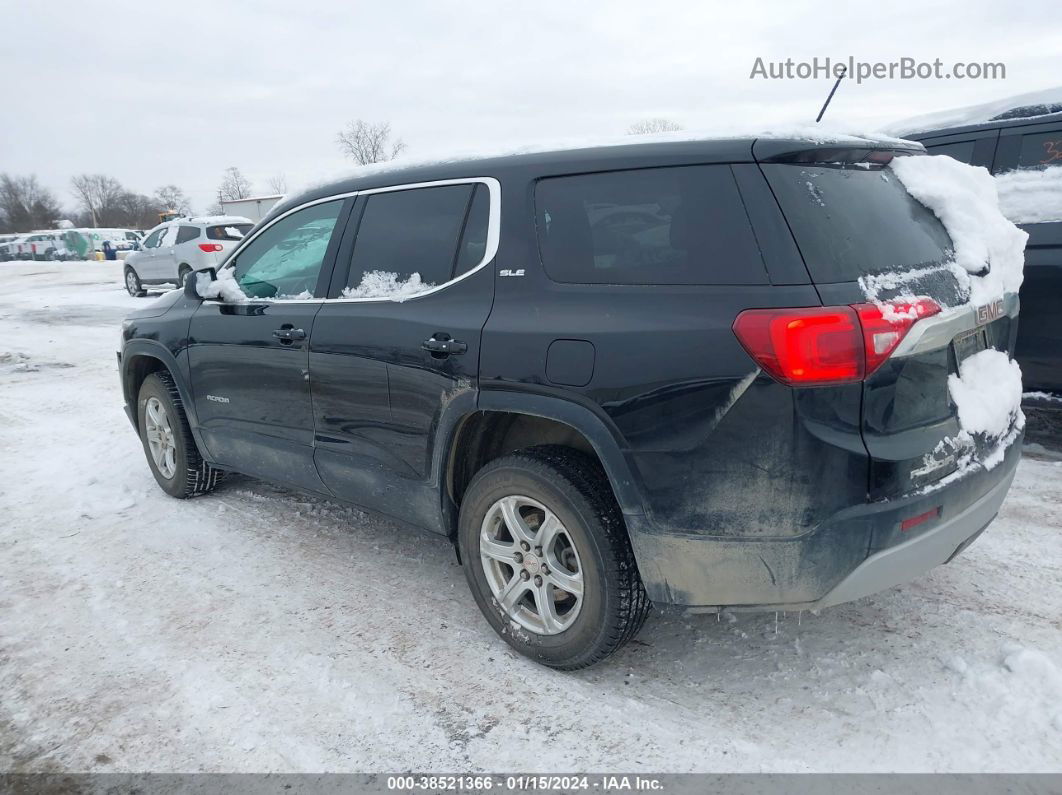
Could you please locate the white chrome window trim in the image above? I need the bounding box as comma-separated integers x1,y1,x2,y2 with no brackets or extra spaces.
206,177,501,305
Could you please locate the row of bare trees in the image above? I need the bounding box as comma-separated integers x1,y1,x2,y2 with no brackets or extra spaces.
3,118,680,233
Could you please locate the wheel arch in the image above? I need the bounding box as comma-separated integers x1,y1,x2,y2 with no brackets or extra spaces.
445,391,646,522
121,341,206,452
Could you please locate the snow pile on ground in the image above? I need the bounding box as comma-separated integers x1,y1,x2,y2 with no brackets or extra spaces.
1,262,1061,773
887,86,1062,135
196,268,246,302
341,270,432,301
889,155,1028,306
995,166,1062,225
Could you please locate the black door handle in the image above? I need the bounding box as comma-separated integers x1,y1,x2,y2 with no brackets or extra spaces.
273,326,306,342
422,334,467,356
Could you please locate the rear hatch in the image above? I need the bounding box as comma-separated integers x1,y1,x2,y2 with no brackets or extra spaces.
753,140,1020,500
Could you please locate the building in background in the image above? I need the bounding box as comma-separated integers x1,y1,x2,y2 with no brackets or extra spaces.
219,194,283,222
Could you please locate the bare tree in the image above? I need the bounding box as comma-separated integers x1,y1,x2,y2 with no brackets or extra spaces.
70,174,126,227
266,174,288,195
219,167,252,201
627,118,684,135
336,120,406,164
0,174,62,232
153,184,192,215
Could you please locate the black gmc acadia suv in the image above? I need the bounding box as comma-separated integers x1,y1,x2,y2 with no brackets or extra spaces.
119,135,1023,669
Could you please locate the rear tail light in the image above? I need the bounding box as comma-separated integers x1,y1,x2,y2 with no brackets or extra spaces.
198,243,223,252
732,298,941,386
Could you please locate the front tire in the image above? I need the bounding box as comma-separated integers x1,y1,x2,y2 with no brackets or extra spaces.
124,266,146,297
137,371,224,498
458,445,651,670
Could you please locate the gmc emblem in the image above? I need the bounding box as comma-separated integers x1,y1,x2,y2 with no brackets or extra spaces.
976,299,1004,325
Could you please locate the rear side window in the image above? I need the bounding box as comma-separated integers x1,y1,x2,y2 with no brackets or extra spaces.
762,162,953,283
534,165,766,285
207,224,252,241
342,184,477,296
1017,131,1062,168
175,226,199,244
924,140,976,164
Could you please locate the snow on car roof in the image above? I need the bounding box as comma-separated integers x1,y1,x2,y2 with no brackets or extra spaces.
293,123,916,197
886,86,1062,136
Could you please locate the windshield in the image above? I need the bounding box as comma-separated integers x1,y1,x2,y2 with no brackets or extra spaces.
763,161,954,284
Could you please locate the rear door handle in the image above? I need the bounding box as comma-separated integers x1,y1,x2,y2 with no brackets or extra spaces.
273,326,306,342
421,334,467,356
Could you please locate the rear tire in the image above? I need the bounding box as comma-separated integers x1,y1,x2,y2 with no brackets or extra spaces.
137,371,224,499
458,445,651,670
177,265,191,287
124,266,146,297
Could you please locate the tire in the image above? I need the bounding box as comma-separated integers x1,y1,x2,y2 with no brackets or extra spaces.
177,265,191,287
458,445,651,670
137,371,224,499
124,266,146,297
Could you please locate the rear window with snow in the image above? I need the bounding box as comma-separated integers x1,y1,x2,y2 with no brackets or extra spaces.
207,224,252,241
763,161,954,284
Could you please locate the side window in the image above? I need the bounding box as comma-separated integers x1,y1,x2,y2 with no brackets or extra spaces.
159,226,177,247
231,199,344,299
454,184,490,278
175,226,199,244
1018,130,1062,168
535,165,767,285
142,229,163,248
925,140,977,164
342,184,475,298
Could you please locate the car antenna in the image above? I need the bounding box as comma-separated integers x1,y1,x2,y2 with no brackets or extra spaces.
815,65,847,123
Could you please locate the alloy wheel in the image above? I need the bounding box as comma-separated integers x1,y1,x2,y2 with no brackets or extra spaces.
144,396,177,479
479,495,584,635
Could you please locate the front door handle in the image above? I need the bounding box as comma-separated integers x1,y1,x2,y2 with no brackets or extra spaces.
421,334,467,356
273,326,306,343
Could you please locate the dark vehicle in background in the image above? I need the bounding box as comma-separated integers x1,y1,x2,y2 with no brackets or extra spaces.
898,106,1062,440
118,136,1023,669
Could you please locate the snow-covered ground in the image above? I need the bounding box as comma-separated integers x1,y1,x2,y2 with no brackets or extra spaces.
1,262,1061,774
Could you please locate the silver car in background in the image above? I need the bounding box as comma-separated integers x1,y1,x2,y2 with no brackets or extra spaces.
122,215,254,296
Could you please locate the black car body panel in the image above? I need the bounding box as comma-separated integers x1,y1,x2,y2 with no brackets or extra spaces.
120,135,1023,610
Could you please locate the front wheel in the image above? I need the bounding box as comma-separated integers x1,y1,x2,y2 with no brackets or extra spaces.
137,371,224,498
458,446,651,670
124,266,146,297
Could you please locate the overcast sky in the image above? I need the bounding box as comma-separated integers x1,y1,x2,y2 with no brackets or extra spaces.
3,0,1060,215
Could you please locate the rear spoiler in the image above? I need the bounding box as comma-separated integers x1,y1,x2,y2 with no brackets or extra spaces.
753,137,925,164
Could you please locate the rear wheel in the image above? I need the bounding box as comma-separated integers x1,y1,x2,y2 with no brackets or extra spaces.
124,266,146,297
137,371,224,498
177,265,191,287
458,445,651,670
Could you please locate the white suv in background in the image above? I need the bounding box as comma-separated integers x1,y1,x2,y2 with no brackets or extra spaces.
122,215,254,296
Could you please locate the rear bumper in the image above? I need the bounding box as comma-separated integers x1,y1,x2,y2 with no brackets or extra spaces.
627,429,1023,609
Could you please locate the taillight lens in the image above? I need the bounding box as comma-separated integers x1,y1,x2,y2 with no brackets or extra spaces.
732,298,941,386
198,243,223,252
854,298,940,375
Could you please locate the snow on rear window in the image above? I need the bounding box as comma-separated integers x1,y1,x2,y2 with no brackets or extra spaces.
888,155,1028,307
206,224,252,241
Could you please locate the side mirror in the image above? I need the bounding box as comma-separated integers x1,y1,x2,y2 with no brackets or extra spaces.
185,267,216,299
